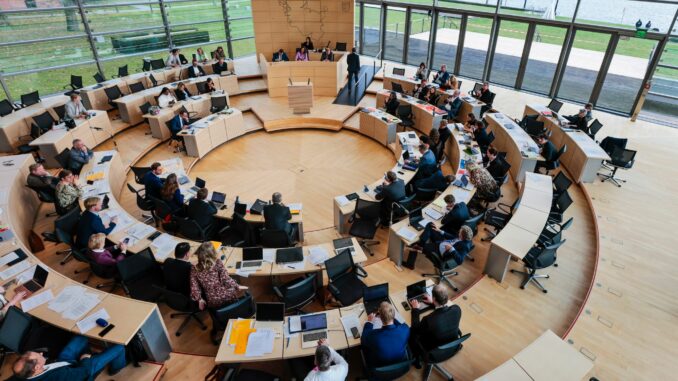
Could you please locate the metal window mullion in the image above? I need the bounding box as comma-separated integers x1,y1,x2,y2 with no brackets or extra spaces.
75,0,105,80
221,0,234,59
379,4,387,60
454,14,466,75
550,26,575,98
427,9,439,69
515,22,536,90
0,34,88,48
403,7,412,64
158,0,173,48
629,36,668,116
0,73,14,104
483,16,500,81
589,33,619,107
359,2,365,55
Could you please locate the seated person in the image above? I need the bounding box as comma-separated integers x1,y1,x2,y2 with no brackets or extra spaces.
296,47,310,61
320,48,334,62
414,169,454,193
428,128,444,162
472,82,493,115
565,108,589,133
303,339,348,381
464,113,477,130
440,194,469,235
160,173,184,213
414,224,473,266
190,242,247,343
375,171,406,226
87,232,126,267
166,48,182,68
415,62,427,81
212,57,229,75
534,134,557,174
195,47,208,63
361,302,410,367
408,143,437,180
384,91,400,116
143,162,164,199
422,86,437,105
55,169,81,212
0,287,26,322
76,196,117,249
169,110,190,151
437,119,451,148
467,164,500,211
302,37,314,51
432,64,450,87
9,335,126,380
205,77,217,92
408,284,462,366
584,103,593,121
163,242,192,296
64,93,88,121
443,74,459,91
471,120,492,150
27,163,58,194
442,90,462,120
186,188,217,230
485,147,504,179
68,138,93,175
157,87,177,108
263,192,296,242
273,49,289,62
214,46,227,59
187,59,205,78
412,79,428,99
174,82,192,101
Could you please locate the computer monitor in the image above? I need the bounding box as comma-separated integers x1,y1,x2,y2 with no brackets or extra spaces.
234,202,247,216
547,98,563,113
363,283,389,303
243,247,263,261
276,247,303,264
391,82,404,93
195,178,206,189
211,191,226,204
392,68,406,76
256,303,285,321
406,280,427,299
472,82,483,94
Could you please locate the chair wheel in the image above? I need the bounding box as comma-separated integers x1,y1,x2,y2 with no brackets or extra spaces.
520,285,525,289
542,290,548,293
554,263,559,267
546,275,550,279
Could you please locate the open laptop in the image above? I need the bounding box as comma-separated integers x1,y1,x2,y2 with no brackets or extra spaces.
289,313,328,348
391,82,404,94
211,191,226,207
238,247,263,270
363,283,390,315
256,302,285,321
406,280,429,310
191,178,206,193
392,68,406,76
276,247,303,264
408,207,425,231
14,266,49,297
453,174,470,189
333,237,355,255
250,199,267,215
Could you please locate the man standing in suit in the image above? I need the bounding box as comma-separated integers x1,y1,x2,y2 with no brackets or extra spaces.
186,188,217,231
361,302,410,367
76,197,117,249
375,171,406,226
408,285,462,367
187,59,205,78
212,57,229,74
263,192,296,242
27,163,58,194
163,242,193,296
440,194,469,235
534,134,557,174
68,139,93,175
143,162,164,199
64,93,87,121
347,47,360,91
9,335,126,380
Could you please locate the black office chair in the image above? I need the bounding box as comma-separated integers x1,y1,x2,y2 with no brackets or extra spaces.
179,54,188,65
511,240,565,293
116,248,164,302
348,198,381,256
26,184,58,217
165,119,185,153
537,216,573,249
414,186,440,203
482,199,519,242
19,91,40,108
0,99,17,117
130,166,151,185
552,171,572,200
127,183,155,225
17,123,43,158
390,194,416,225
64,75,83,93
547,98,563,113
113,65,128,78
55,148,71,169
32,111,56,133
104,85,123,113
598,136,627,171
214,293,256,337
273,273,316,314
359,347,412,381
177,217,213,242
397,105,415,131
526,119,546,137
89,259,121,291
149,73,164,87
0,306,33,369
491,155,511,186
150,58,165,70
324,249,367,306
48,207,82,265
421,240,474,292
160,288,207,336
142,59,152,72
260,228,293,248
151,196,179,231
128,81,145,93
220,213,256,247
93,72,105,84
481,92,495,115
335,42,347,51
419,333,471,381
587,119,603,141
598,147,636,187
210,95,227,113
549,190,573,224
53,104,66,122
543,144,566,175
196,81,210,94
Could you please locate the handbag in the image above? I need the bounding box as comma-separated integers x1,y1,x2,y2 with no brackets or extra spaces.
28,230,45,252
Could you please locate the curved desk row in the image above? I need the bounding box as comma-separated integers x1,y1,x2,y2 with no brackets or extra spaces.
0,154,171,360
524,104,610,183
177,109,246,158
375,89,447,135
0,95,70,152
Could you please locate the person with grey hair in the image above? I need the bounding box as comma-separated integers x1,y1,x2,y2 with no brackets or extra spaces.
263,192,296,242
68,138,93,174
303,338,348,381
565,108,589,133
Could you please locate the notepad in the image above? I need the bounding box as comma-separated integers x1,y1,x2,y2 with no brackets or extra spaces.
397,226,418,242
86,172,104,182
308,246,329,265
335,195,350,206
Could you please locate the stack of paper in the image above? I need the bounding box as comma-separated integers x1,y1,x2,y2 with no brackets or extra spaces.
335,195,350,207
308,246,329,266
245,328,275,357
262,249,275,263
424,208,443,220
396,226,418,242
127,223,155,240
151,233,178,261
0,260,32,280
340,314,362,338
76,308,110,333
288,203,302,214
0,252,19,267
48,285,101,321
228,319,255,355
21,289,54,312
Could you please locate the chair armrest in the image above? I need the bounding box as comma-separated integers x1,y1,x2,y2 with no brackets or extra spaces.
355,264,368,278
496,202,513,213
328,283,340,296
272,285,284,300
348,213,356,224
18,134,32,143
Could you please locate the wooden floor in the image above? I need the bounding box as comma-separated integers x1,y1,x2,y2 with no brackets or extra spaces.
21,58,678,380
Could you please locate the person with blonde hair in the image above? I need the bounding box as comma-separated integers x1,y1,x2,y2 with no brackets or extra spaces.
361,301,410,367
190,242,247,343
76,196,117,249
87,232,126,266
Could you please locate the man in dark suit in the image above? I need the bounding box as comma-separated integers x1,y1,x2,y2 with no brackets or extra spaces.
212,57,229,74
9,335,126,381
346,47,360,90
408,285,462,367
273,49,289,62
565,108,589,133
485,147,504,179
75,196,117,249
263,192,296,242
534,134,557,174
186,188,217,230
409,144,437,181
361,302,410,367
68,139,93,175
143,162,164,199
168,110,190,151
187,59,205,78
440,194,469,235
443,90,463,120
163,242,192,296
414,169,454,193
27,163,58,195
473,82,494,115
375,171,406,226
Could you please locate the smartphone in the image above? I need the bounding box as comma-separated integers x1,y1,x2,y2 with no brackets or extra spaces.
98,324,115,337
351,326,360,339
123,238,130,244
401,301,411,311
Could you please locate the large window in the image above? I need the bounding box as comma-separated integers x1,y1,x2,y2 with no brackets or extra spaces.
432,12,462,72
406,9,432,65
363,5,382,57
557,30,611,104
384,7,407,62
459,15,492,80
489,20,529,87
575,0,677,34
521,24,566,95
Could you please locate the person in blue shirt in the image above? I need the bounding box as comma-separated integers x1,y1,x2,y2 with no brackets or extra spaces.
68,139,93,175
142,162,164,199
414,169,454,193
168,110,190,152
443,90,463,121
75,196,117,249
405,223,473,269
432,64,450,87
273,48,289,62
361,302,410,367
407,144,437,181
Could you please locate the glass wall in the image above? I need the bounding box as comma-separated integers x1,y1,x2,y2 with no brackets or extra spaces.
557,30,611,103
489,20,529,87
459,15,492,80
521,24,566,94
362,4,382,56
406,9,432,65
384,6,407,62
432,12,462,72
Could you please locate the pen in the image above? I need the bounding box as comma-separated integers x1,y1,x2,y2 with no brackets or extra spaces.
286,337,290,348
358,309,365,317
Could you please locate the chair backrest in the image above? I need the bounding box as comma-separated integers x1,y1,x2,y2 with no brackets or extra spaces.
552,171,572,194
230,213,255,246
496,155,511,177
70,75,83,89
29,123,42,140
368,357,412,380
89,259,117,279
116,248,157,284
210,95,228,111
27,183,55,203
54,207,81,246
487,92,496,105
260,229,291,248
33,111,55,132
588,119,603,138
118,65,129,77
179,54,188,65
142,59,152,72
139,101,152,116
463,211,485,234
151,58,165,70
282,273,316,309
397,104,412,120
130,166,151,184
178,218,208,241
391,82,404,93
149,73,159,87
162,288,192,312
560,216,574,232
0,99,14,117
427,333,471,364
599,136,627,156
486,131,495,145
93,72,105,83
21,91,40,107
196,81,209,94
215,293,255,324
324,250,354,282
129,82,145,93
152,197,175,221
535,240,566,269
354,198,381,221
0,307,33,352
53,104,66,121
132,185,154,211
612,147,636,167
547,98,563,113
104,85,123,101
553,144,567,162
554,190,573,213
55,148,71,169
335,42,347,51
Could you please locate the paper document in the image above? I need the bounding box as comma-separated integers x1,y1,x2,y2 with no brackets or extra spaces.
76,308,110,333
308,246,329,265
21,289,54,312
235,269,256,278
0,259,32,281
424,208,443,220
48,285,101,321
418,218,434,229
262,249,275,263
397,226,418,242
280,261,305,270
151,233,178,261
288,203,302,213
0,252,19,267
127,223,155,240
335,195,350,207
340,314,362,338
245,328,275,357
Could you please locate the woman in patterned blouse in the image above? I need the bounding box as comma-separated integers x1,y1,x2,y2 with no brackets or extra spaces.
190,242,246,343
55,169,81,212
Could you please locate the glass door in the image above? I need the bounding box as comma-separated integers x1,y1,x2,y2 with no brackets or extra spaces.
638,42,678,127
432,12,462,72
459,15,493,80
521,24,567,95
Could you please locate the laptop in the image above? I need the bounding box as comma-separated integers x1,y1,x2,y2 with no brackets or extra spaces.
406,280,429,309
408,207,425,230
453,174,470,189
392,68,406,76
234,202,247,216
211,191,226,207
256,302,285,321
276,247,303,264
363,283,390,315
250,199,267,215
391,82,404,94
238,247,263,270
333,237,355,255
289,313,329,348
191,178,206,193
14,266,49,297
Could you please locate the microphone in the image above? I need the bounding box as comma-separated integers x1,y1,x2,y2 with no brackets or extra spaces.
326,40,331,48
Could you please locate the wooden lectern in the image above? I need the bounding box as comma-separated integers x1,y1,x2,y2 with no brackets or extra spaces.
288,81,313,114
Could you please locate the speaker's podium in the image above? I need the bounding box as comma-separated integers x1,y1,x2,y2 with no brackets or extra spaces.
288,81,314,114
